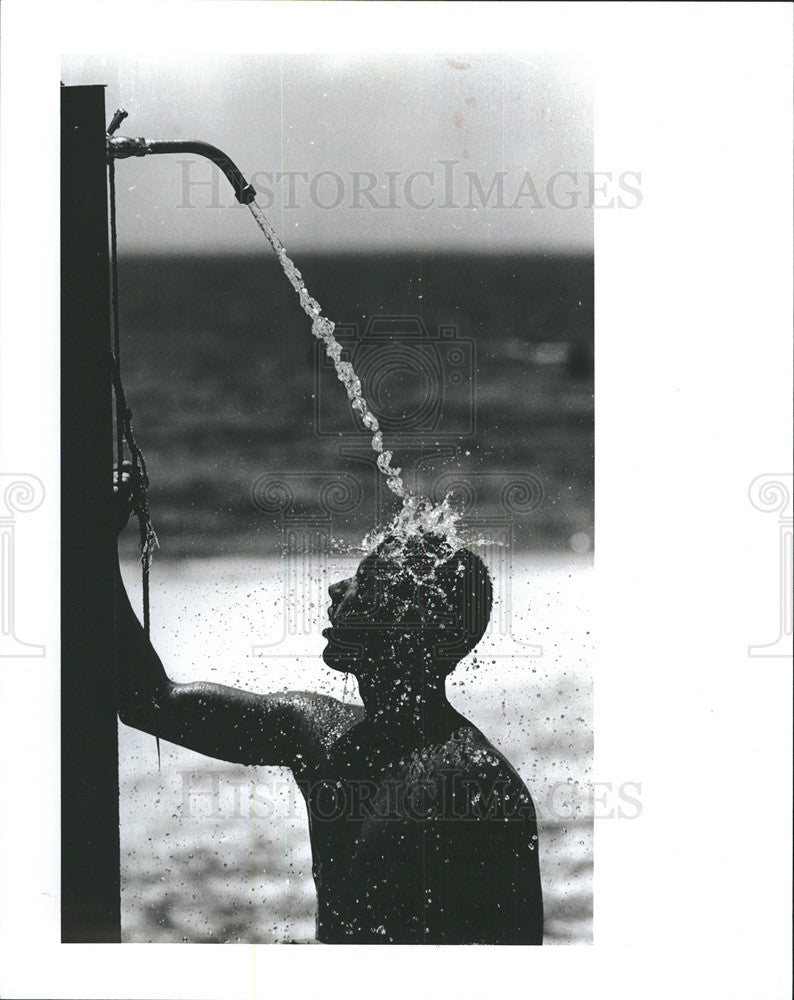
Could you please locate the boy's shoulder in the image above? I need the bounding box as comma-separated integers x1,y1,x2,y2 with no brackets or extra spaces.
386,723,537,826
274,690,365,762
406,722,531,794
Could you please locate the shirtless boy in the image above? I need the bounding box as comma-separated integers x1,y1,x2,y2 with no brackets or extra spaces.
115,466,543,944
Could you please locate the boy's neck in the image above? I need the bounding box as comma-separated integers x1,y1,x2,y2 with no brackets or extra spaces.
359,673,452,734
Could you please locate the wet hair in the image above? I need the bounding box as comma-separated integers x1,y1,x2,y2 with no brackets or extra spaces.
361,532,493,670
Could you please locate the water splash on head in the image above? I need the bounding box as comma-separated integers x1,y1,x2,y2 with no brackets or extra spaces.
361,494,496,588
363,494,463,559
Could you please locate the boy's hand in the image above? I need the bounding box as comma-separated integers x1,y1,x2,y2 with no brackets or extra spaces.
113,461,137,537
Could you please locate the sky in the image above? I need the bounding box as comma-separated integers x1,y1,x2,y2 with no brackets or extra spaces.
61,53,593,255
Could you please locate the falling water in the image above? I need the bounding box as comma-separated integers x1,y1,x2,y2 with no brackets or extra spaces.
248,200,409,501
246,198,490,569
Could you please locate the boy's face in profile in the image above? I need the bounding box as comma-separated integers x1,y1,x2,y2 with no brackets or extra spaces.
322,549,441,671
322,552,392,671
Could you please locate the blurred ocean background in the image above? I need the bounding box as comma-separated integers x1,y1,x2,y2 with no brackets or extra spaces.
115,252,593,559
117,250,593,944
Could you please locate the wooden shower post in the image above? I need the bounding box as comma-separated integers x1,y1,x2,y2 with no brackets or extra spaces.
61,84,120,942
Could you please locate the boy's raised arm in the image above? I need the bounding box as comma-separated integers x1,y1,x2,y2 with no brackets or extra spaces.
113,466,358,770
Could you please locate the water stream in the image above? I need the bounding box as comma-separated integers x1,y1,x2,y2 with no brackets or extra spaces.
248,200,409,501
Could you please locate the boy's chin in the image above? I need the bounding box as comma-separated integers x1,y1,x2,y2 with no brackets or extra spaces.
322,634,359,672
322,651,359,673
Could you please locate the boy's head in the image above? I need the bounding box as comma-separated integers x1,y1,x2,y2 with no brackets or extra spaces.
322,531,492,677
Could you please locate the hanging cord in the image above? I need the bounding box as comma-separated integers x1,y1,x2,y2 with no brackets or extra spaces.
107,351,159,576
108,110,160,766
